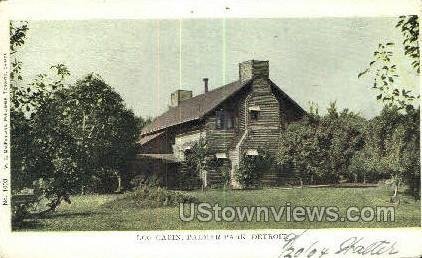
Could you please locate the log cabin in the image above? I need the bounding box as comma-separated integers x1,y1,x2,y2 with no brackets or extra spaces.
135,60,305,188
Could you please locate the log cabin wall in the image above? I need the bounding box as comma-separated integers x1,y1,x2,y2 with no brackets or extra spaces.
203,91,248,153
240,77,281,155
137,60,307,188
271,86,305,128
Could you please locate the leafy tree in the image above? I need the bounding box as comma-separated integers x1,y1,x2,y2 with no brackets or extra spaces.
181,137,209,191
351,107,420,200
359,15,419,112
24,74,140,211
10,22,142,217
277,103,366,184
397,15,419,74
9,22,74,222
357,15,420,200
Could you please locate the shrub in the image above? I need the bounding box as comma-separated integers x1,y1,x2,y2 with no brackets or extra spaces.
235,148,274,188
101,186,198,209
217,161,231,188
174,160,202,190
207,158,231,189
12,195,38,227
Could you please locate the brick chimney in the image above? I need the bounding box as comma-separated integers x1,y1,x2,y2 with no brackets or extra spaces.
239,60,269,83
170,89,192,107
203,78,209,93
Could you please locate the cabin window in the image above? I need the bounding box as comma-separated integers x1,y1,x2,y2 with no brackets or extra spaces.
248,106,261,121
250,110,259,121
216,110,234,130
183,147,193,158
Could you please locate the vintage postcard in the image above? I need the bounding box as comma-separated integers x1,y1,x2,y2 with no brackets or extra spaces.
0,0,421,257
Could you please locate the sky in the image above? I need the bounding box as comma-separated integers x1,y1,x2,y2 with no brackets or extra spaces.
15,18,419,119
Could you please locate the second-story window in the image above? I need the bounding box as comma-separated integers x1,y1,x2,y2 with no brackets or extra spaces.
250,110,259,121
249,106,261,122
216,110,234,130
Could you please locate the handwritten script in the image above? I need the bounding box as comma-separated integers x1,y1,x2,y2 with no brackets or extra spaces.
278,230,399,258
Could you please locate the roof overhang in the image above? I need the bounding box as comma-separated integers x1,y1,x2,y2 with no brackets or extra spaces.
136,154,180,163
138,131,165,145
268,79,306,115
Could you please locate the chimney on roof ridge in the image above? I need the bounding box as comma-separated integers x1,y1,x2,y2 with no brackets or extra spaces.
239,60,269,83
203,78,209,93
169,89,192,107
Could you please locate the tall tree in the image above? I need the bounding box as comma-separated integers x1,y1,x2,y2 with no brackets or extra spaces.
27,74,140,211
357,15,420,200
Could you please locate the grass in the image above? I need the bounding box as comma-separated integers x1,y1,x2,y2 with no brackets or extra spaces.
16,185,420,231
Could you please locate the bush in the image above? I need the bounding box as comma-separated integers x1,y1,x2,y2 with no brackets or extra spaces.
101,186,198,209
217,160,231,188
235,149,274,188
174,160,202,190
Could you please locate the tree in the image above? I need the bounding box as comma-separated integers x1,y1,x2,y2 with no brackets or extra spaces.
183,137,209,191
9,22,74,222
277,103,366,184
25,74,140,211
351,107,420,200
358,15,419,111
397,15,419,74
358,15,420,200
10,22,143,217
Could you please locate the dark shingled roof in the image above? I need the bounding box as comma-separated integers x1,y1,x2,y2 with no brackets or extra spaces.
138,131,164,145
140,78,306,136
141,79,252,135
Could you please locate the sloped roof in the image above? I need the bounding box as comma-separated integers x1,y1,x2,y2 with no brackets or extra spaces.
138,131,164,145
140,78,306,136
141,80,252,135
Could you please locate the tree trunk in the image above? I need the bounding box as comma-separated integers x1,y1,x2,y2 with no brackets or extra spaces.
37,195,64,216
390,182,400,204
114,171,122,193
393,183,398,198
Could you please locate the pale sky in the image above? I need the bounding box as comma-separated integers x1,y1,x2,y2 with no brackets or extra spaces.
15,18,419,118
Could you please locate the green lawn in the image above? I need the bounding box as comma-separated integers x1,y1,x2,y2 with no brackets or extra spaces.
17,185,420,231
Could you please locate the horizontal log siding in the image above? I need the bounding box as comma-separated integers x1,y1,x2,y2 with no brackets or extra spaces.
205,116,237,153
203,91,249,153
240,78,281,155
241,128,280,154
248,78,280,129
271,86,305,127
241,78,282,185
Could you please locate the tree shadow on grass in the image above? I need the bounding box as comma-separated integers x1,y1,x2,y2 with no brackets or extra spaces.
13,210,109,231
40,210,108,219
12,219,43,231
329,184,379,188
